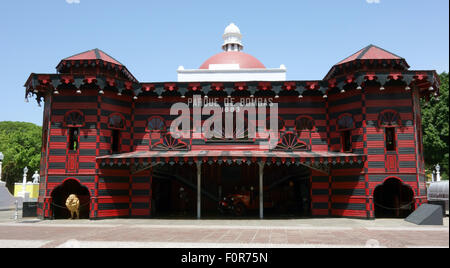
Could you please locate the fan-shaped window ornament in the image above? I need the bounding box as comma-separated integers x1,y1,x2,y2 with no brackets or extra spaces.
65,111,84,127
152,134,189,151
378,110,401,128
295,116,315,132
108,113,126,130
274,133,308,151
337,115,354,131
148,116,166,132
208,115,252,142
210,125,249,141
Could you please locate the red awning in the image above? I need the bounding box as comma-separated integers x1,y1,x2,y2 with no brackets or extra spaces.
97,150,366,167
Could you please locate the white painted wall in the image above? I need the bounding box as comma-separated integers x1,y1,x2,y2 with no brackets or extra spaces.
177,68,287,82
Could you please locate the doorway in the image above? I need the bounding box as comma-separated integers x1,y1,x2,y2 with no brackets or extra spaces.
264,164,311,218
373,178,415,218
151,164,198,218
50,179,91,219
152,177,173,216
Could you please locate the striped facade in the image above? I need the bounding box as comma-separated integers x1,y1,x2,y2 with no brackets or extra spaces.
25,47,439,220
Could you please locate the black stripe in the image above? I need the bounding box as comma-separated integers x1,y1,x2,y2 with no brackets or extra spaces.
48,162,66,169
399,161,416,168
367,134,384,141
47,176,95,183
98,190,129,196
368,162,385,168
332,189,366,196
53,96,98,103
332,203,365,210
329,95,362,106
50,136,67,143
368,148,385,155
397,133,414,140
132,203,149,209
312,189,329,195
49,149,66,156
98,203,129,210
366,92,411,100
99,176,129,183
312,176,329,182
332,176,364,182
132,190,150,196
79,162,96,169
312,203,328,209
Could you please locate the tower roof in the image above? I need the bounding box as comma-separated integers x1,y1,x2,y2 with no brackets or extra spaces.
62,48,124,66
336,44,405,65
56,48,138,83
325,44,410,80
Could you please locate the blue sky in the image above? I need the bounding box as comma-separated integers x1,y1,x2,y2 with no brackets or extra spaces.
0,0,448,126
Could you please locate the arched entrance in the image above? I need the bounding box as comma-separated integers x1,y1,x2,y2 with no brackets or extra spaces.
373,177,415,218
50,179,91,219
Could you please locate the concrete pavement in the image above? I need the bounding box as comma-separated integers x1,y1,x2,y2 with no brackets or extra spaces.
0,210,448,248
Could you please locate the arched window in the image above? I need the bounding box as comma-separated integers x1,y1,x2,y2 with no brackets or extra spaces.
108,113,126,130
337,114,354,131
148,116,166,132
68,128,79,151
378,110,401,152
65,111,84,151
337,114,354,153
378,110,401,128
295,116,315,132
108,113,125,154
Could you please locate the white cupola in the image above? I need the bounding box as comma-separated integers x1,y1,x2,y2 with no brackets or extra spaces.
222,23,243,52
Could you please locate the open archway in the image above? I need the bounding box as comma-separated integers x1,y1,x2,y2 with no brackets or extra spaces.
373,177,415,218
50,179,91,219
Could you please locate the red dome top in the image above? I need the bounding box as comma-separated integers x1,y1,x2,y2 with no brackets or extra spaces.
200,51,266,69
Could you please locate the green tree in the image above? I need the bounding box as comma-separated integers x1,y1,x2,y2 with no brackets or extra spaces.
421,72,449,180
0,122,42,193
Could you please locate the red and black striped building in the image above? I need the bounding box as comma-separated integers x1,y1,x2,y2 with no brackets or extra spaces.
24,45,440,220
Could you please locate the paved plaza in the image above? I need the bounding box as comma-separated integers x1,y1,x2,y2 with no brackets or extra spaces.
0,210,448,248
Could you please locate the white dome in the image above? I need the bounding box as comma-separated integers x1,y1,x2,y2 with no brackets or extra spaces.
224,23,241,35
